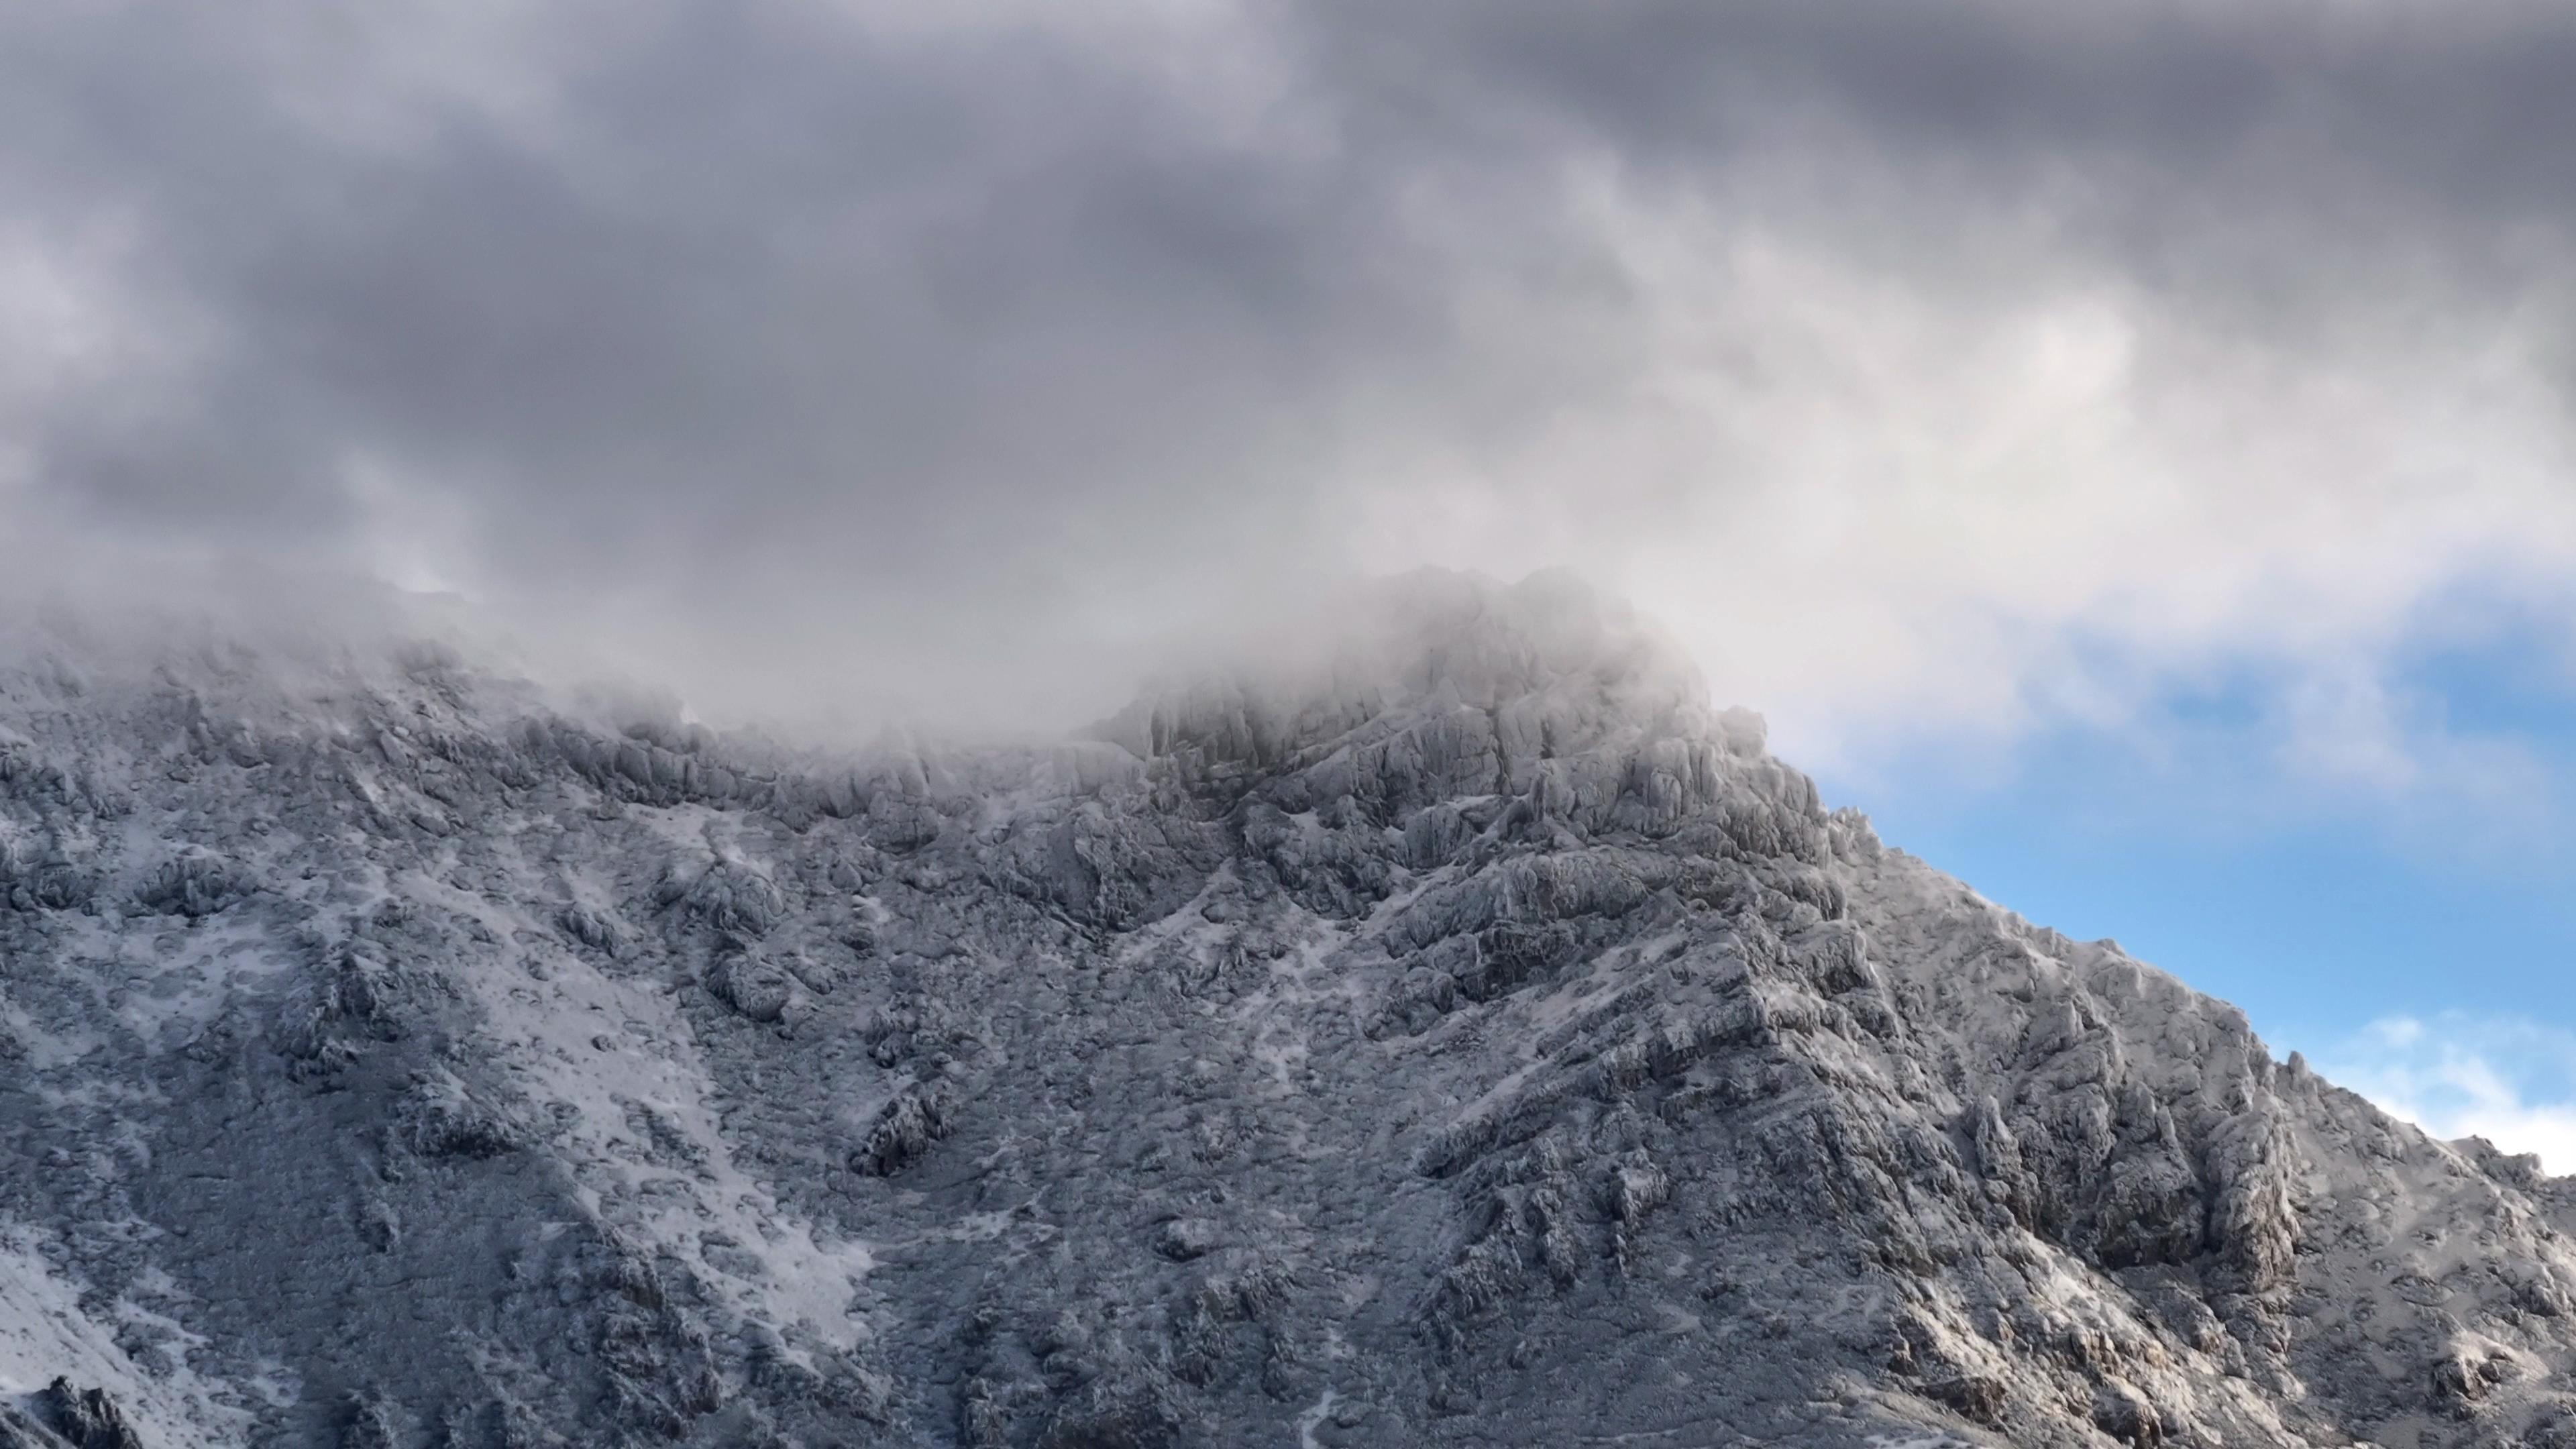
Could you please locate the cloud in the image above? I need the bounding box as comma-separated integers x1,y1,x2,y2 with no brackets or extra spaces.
2318,1014,2576,1175
5,0,2576,776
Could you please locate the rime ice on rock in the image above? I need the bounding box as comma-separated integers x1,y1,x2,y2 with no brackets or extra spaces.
0,570,2569,1446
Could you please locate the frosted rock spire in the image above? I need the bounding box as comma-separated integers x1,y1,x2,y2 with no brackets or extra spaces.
1104,567,1764,776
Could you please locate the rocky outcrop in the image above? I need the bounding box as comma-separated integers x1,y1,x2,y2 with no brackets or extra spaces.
35,1382,142,1449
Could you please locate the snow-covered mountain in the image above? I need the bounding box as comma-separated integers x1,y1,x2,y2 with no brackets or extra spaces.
0,570,2570,1448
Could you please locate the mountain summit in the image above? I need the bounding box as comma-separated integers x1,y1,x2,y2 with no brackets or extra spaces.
0,572,2569,1448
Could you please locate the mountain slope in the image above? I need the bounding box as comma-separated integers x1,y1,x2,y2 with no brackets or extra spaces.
0,572,2569,1448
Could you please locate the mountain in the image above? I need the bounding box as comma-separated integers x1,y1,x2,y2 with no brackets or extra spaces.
0,570,2570,1449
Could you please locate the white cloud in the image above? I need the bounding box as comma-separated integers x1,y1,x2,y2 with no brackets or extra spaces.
2316,1014,2576,1176
1297,170,2576,856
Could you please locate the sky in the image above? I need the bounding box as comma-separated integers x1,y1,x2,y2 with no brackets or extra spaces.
3,0,2573,1165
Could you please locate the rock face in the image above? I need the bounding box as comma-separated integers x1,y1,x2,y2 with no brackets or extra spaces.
0,570,2571,1447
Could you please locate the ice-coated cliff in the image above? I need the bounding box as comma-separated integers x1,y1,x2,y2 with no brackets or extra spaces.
0,570,2571,1448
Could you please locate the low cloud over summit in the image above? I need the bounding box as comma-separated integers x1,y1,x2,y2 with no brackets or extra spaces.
7,1,2576,771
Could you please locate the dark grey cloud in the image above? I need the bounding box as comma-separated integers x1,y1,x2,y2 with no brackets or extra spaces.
6,0,2576,739
1301,1,2576,334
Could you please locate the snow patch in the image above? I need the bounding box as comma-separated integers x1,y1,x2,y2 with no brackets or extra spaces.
1294,1387,1338,1449
0,1228,256,1445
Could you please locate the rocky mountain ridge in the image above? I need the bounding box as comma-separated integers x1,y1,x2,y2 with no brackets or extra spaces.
0,571,2570,1448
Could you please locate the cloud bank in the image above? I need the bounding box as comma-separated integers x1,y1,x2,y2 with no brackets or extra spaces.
6,0,2576,771
2320,1014,2576,1176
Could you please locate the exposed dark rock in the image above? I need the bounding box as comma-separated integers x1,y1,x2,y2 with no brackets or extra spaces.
37,1382,142,1449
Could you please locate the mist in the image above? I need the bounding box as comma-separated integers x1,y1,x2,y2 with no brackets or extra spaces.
7,0,2576,770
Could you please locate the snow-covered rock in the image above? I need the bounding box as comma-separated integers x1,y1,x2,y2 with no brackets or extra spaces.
0,570,2566,1447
